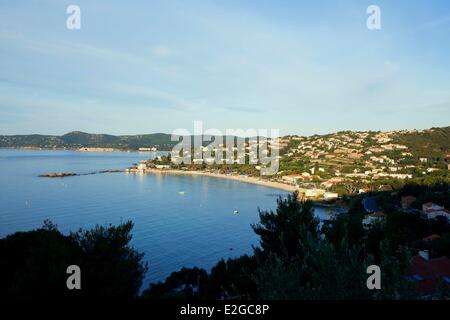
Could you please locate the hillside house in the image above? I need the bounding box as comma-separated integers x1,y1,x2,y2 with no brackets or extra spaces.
407,252,450,297
323,192,339,200
362,212,386,229
422,202,450,222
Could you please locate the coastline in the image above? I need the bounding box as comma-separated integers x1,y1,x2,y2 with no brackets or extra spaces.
142,169,298,193
0,147,172,153
12,145,298,193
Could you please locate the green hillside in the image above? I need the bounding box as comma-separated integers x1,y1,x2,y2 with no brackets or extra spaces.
394,126,450,157
0,131,176,150
1,126,449,154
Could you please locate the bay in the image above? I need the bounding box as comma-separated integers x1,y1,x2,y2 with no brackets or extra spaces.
0,149,330,288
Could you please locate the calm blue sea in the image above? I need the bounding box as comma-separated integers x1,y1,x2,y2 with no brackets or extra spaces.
0,149,329,289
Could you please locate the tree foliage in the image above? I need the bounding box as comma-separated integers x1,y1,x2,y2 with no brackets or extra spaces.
0,220,147,300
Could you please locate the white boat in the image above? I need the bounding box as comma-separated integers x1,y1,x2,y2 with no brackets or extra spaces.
178,191,185,195
233,210,239,215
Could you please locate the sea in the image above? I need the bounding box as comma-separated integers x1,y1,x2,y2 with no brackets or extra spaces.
0,148,331,289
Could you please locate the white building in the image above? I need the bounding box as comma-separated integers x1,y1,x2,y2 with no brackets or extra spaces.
155,164,171,169
324,192,339,200
282,174,303,184
305,189,326,198
137,162,147,172
423,202,444,212
362,212,386,229
422,202,450,222
423,209,450,221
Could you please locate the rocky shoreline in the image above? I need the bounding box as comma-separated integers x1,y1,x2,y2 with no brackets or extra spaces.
39,170,124,178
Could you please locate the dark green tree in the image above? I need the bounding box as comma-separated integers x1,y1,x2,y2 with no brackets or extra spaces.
251,193,319,260
0,220,147,300
72,221,148,298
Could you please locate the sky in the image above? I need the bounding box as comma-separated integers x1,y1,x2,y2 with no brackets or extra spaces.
0,0,450,136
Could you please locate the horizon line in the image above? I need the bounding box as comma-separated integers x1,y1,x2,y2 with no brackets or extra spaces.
1,124,449,138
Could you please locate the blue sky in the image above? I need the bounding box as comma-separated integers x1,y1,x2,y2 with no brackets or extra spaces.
0,0,449,136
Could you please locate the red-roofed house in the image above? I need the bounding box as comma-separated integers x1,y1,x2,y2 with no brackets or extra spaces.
407,253,450,296
358,188,370,194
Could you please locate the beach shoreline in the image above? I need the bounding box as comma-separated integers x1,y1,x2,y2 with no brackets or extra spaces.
141,169,298,193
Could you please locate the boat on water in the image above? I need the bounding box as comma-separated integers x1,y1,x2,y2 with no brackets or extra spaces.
178,191,185,195
233,210,239,215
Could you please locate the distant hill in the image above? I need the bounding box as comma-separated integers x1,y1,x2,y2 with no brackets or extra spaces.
1,126,449,153
0,131,266,150
393,126,450,157
0,131,177,150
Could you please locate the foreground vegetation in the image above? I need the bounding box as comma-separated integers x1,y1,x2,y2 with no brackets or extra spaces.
0,221,147,300
144,182,450,300
1,182,449,300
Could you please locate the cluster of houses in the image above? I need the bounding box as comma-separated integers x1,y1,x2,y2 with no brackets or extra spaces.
360,194,450,297
138,147,158,151
281,130,448,188
126,160,170,173
401,196,450,222
304,189,339,200
276,129,450,204
280,174,339,200
170,138,282,168
362,197,450,230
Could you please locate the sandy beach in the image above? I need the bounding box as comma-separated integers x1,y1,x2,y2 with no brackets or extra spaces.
142,169,298,193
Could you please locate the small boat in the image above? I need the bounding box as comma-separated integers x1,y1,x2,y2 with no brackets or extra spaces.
233,210,239,215
178,191,185,195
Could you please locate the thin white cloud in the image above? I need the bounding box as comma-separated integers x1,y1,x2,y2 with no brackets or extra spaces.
420,15,450,30
112,83,197,111
0,0,449,135
150,44,171,58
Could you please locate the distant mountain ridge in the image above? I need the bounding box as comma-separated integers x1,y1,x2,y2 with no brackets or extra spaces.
1,126,449,153
0,131,176,150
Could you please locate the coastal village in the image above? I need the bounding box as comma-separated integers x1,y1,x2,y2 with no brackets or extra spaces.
128,129,447,189
126,128,450,297
277,129,449,190
127,127,450,226
7,126,450,299
29,127,450,297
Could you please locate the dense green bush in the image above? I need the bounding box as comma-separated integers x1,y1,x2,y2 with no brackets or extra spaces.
0,220,147,300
